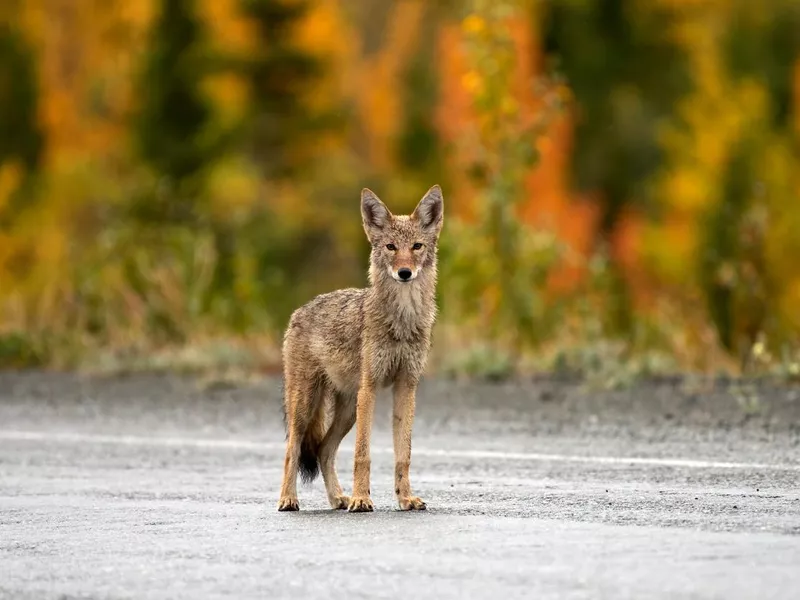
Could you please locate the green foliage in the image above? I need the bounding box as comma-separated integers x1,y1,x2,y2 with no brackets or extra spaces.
135,0,217,192
550,340,676,391
541,0,692,334
699,139,763,355
724,1,800,128
690,2,800,363
396,6,442,177
542,0,690,212
0,25,41,173
442,0,566,359
441,343,516,382
237,0,331,178
0,332,47,369
223,203,339,332
0,23,42,218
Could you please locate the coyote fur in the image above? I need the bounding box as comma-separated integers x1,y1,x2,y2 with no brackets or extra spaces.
277,185,444,513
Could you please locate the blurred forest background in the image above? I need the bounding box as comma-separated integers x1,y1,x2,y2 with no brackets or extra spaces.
1,0,800,384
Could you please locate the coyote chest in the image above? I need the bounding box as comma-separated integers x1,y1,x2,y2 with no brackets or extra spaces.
372,337,427,388
322,325,428,394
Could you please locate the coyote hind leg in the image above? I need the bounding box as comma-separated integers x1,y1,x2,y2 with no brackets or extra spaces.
278,370,319,511
319,391,357,509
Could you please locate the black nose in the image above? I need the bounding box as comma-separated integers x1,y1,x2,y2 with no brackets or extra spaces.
398,268,412,280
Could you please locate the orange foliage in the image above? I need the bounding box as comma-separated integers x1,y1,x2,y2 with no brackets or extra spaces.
201,0,256,125
296,0,354,152
19,0,154,168
201,0,257,54
352,0,426,171
436,12,602,290
515,13,600,290
435,20,477,219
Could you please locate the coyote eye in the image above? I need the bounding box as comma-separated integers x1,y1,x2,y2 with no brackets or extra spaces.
386,243,397,251
412,242,423,250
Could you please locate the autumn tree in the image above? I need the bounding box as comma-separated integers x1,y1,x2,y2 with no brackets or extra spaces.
237,0,328,178
0,23,42,211
395,4,443,180
134,0,216,221
701,0,800,358
541,0,690,333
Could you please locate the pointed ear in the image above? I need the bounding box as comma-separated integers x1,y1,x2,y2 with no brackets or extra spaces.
411,185,444,232
361,188,392,238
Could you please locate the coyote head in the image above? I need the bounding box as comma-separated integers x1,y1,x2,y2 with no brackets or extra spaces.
361,185,444,284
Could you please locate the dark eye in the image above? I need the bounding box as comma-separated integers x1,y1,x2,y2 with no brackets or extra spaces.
386,243,396,251
412,242,423,250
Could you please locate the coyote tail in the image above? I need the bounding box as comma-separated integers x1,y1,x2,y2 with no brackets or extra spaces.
298,402,326,483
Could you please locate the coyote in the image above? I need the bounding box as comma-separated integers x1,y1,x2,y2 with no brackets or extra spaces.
277,185,444,513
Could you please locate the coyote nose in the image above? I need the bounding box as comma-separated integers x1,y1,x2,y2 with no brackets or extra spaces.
398,268,413,281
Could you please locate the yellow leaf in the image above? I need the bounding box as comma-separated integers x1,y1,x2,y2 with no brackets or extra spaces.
461,15,486,35
0,161,23,214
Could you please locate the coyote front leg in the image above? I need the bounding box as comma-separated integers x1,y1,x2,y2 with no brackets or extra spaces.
349,377,376,513
393,374,426,510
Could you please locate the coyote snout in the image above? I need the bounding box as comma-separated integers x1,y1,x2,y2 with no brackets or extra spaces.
277,185,444,513
396,267,414,281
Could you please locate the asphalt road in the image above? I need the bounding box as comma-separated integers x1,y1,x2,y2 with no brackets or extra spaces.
1,372,799,599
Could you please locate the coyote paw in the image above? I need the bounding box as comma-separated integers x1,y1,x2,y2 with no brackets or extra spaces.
277,496,299,512
398,496,427,511
328,494,350,510
347,496,374,513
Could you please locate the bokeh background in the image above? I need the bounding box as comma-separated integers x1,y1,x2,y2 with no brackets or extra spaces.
1,0,799,383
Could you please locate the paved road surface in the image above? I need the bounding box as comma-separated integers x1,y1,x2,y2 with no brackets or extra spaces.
1,373,799,599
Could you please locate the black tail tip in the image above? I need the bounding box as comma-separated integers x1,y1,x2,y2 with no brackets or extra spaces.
298,444,320,484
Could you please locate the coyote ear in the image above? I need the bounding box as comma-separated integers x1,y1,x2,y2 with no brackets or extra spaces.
411,185,444,233
361,188,392,235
